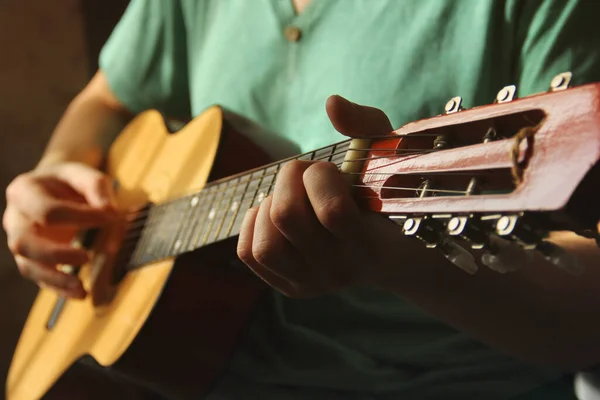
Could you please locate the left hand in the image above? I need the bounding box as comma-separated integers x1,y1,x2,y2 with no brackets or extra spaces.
237,95,406,297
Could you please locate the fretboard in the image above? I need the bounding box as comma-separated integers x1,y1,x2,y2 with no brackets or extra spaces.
127,139,352,268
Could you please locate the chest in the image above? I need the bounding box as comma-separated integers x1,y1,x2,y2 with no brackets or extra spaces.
184,0,512,153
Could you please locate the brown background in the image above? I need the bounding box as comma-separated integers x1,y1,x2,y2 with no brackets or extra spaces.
0,0,127,392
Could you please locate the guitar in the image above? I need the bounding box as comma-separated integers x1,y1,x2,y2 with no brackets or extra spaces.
7,72,600,399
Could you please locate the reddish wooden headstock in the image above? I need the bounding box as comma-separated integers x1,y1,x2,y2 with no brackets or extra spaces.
354,73,600,274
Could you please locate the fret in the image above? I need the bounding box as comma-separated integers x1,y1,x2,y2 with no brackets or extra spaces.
185,187,215,251
125,141,354,266
220,174,251,240
297,152,315,161
147,204,168,261
254,165,277,206
314,146,335,163
197,183,227,247
174,193,203,254
137,204,166,265
206,179,238,244
331,141,349,168
229,168,266,236
131,205,158,266
189,184,219,250
265,164,280,196
154,197,187,259
167,194,202,257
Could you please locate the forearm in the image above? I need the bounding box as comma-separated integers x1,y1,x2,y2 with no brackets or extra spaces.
379,231,600,370
37,72,132,169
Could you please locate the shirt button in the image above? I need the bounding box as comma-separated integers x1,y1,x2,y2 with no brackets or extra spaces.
284,25,302,42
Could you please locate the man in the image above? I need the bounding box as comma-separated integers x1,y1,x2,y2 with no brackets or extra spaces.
4,0,600,398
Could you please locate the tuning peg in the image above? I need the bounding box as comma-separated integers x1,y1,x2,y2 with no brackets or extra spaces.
439,239,478,274
495,215,539,249
550,72,572,92
480,236,534,274
447,216,488,249
495,85,516,103
403,217,442,248
536,241,585,275
444,96,463,114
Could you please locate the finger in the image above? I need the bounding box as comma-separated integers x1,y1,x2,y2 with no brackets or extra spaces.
8,232,89,266
15,255,86,299
325,95,393,138
8,177,117,227
303,162,365,243
270,160,336,259
237,206,298,296
253,196,308,283
48,163,117,209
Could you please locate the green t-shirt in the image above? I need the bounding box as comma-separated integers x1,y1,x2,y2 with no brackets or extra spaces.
100,1,600,398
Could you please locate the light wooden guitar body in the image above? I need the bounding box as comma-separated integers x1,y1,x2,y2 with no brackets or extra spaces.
7,107,270,399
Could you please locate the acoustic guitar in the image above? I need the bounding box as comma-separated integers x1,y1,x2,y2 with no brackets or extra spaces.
7,72,600,399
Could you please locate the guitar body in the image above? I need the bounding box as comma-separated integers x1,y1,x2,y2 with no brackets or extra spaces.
7,107,271,400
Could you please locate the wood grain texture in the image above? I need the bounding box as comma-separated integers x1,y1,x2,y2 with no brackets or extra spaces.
360,83,600,218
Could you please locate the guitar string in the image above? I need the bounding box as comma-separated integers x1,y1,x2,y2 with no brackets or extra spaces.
117,131,514,249
114,126,538,263
117,178,502,264
118,174,471,248
120,146,490,235
119,149,429,228
119,127,515,223
116,177,471,266
121,145,441,217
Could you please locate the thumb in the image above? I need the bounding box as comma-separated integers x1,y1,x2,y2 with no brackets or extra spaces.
49,163,117,209
325,95,393,138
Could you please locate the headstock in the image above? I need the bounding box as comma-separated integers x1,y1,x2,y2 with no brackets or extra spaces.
351,72,600,275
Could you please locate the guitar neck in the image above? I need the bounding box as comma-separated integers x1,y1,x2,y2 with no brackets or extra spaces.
127,139,352,267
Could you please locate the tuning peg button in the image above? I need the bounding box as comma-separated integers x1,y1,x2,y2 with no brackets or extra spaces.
444,96,463,114
403,217,441,248
495,215,539,249
495,85,516,103
550,72,572,92
447,216,488,249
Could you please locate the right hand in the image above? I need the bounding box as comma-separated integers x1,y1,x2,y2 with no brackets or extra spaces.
3,162,119,299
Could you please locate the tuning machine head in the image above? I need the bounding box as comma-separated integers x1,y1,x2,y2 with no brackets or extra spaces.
494,214,541,249
550,72,572,92
402,217,442,248
444,96,463,114
495,85,517,103
446,215,489,249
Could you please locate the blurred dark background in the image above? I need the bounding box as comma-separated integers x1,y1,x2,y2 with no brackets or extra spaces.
0,0,128,392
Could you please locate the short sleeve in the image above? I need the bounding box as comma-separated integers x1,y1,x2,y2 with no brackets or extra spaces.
99,0,190,118
513,0,600,97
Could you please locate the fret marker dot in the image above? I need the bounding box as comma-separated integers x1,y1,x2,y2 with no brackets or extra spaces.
208,209,216,220
190,196,199,207
231,201,239,212
257,192,265,203
174,240,182,250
